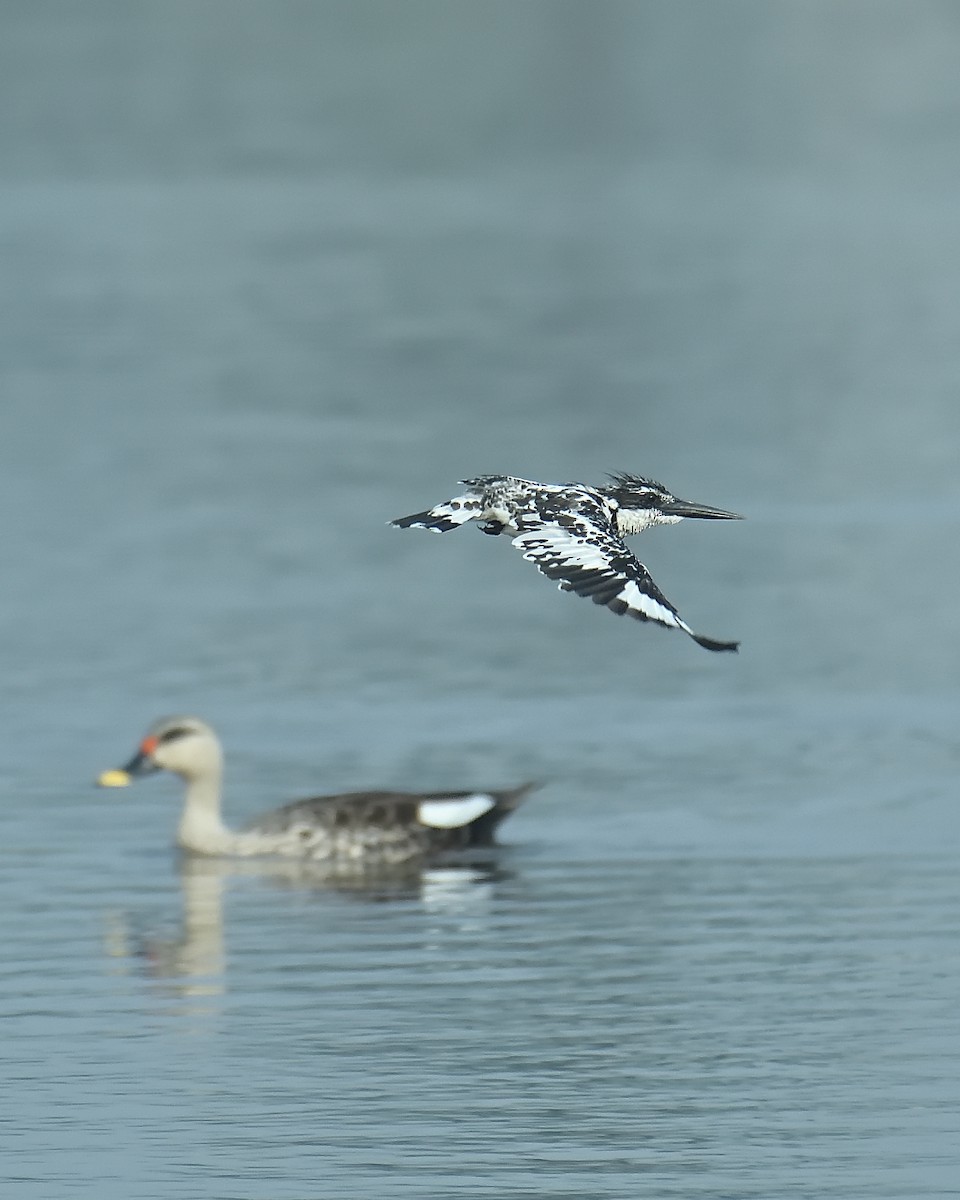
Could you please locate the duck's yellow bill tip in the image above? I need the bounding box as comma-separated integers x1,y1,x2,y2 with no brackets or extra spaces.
97,769,131,788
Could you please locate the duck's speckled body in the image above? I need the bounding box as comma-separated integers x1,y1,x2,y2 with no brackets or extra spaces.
98,716,531,864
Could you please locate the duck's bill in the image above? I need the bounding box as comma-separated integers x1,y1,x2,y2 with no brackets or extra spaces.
97,769,132,788
96,747,160,787
662,497,743,520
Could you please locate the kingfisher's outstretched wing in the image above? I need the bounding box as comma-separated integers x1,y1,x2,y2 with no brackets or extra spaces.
511,507,738,653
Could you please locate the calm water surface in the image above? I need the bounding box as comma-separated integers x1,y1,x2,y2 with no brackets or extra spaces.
2,4,960,1198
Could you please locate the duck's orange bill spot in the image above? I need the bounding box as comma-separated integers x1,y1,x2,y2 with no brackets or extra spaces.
140,735,159,755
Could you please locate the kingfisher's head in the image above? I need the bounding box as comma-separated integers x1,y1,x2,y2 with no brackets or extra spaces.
605,473,743,532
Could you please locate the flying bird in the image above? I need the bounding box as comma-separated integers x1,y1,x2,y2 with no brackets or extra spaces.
391,473,742,652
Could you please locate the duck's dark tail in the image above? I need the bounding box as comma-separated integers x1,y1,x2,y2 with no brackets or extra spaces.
468,781,538,845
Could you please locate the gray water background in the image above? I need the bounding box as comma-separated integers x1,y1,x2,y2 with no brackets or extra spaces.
2,3,960,1197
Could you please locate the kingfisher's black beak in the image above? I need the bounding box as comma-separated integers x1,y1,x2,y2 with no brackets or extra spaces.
662,497,743,520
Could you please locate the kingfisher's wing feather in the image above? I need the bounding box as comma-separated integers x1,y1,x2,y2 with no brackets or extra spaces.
512,517,683,627
511,507,738,652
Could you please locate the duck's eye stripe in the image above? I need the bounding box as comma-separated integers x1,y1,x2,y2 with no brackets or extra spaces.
158,728,192,744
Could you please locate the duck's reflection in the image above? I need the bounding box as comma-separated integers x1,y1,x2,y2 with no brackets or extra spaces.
105,851,512,1006
141,856,228,992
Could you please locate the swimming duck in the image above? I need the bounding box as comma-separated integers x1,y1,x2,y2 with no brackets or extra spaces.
97,716,531,863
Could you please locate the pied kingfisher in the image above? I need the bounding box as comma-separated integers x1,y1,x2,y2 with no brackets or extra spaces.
391,473,742,652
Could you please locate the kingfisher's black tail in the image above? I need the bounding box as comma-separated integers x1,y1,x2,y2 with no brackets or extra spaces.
390,492,482,534
391,509,462,533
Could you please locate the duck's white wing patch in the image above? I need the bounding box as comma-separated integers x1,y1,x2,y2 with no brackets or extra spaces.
512,514,686,631
417,793,496,829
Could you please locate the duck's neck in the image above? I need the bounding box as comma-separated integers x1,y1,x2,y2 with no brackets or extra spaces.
177,770,237,856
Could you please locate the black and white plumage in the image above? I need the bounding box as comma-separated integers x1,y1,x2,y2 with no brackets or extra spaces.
391,473,742,652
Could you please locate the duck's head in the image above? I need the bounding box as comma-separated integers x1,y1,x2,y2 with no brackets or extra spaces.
97,716,223,787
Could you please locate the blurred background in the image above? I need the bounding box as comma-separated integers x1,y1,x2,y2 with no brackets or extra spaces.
2,3,960,1198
